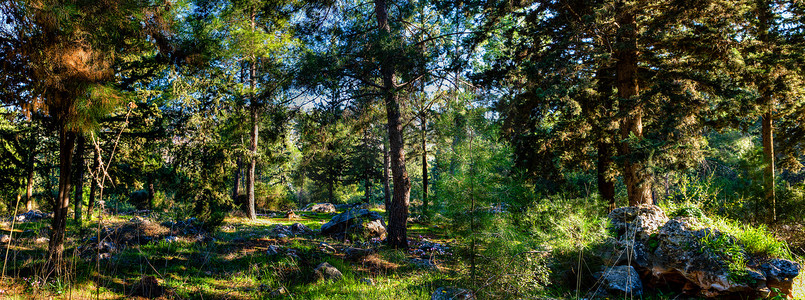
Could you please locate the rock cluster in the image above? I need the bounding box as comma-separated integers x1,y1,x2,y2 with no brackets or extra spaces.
601,205,801,298
304,203,337,213
271,223,312,238
13,210,51,223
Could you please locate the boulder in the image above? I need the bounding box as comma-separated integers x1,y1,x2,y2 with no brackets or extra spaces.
321,209,386,240
309,203,336,213
314,262,343,281
431,287,475,300
272,223,312,237
13,210,50,223
602,205,801,298
601,266,642,296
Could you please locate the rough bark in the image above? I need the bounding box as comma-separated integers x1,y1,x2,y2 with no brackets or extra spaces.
73,135,86,221
375,0,409,249
48,125,77,274
383,141,391,211
615,6,652,206
25,130,37,212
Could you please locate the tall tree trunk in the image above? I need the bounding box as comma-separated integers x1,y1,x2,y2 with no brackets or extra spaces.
73,135,86,221
48,124,77,274
596,68,616,211
246,7,258,220
375,0,409,249
421,117,428,215
762,110,775,221
757,0,776,222
25,129,37,212
383,140,391,211
86,147,100,219
615,5,652,206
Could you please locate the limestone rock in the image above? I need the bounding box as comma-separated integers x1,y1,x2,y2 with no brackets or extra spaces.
314,262,343,281
602,266,642,296
321,209,386,240
308,203,336,213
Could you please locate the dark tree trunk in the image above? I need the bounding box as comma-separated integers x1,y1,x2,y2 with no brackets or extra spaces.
48,125,77,274
615,5,652,206
246,7,258,220
757,0,776,222
25,129,37,212
86,147,100,219
375,0,410,249
233,154,242,201
595,68,616,211
421,118,428,215
598,141,616,211
383,141,391,211
73,135,86,221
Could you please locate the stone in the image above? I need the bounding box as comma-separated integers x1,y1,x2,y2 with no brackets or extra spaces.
318,242,336,253
267,245,282,255
314,262,343,281
13,210,50,223
320,209,387,241
269,287,287,297
164,236,178,243
760,258,801,297
272,223,312,238
431,287,475,300
34,237,49,244
601,266,642,296
360,278,375,285
285,211,298,219
344,247,373,260
410,258,438,270
0,234,10,243
309,203,337,213
609,205,669,242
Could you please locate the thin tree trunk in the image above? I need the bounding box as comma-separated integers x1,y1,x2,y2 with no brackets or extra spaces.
421,117,428,215
615,5,652,206
25,129,37,212
232,155,242,201
383,141,391,211
48,124,77,274
757,0,776,222
86,147,100,219
73,135,86,221
246,7,258,220
375,0,410,249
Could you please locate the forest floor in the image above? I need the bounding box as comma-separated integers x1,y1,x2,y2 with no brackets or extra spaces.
0,206,801,299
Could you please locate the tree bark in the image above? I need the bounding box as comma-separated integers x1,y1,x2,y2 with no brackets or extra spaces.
383,140,391,211
615,5,652,206
48,124,77,274
25,129,37,212
232,154,242,202
72,135,86,221
246,7,258,220
375,0,409,249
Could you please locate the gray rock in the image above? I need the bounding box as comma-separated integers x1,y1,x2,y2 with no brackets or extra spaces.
269,286,287,297
760,258,801,296
609,205,668,242
601,266,642,296
431,287,475,300
321,209,386,240
13,210,50,223
267,245,282,255
314,262,342,281
410,258,438,270
309,203,336,213
360,278,375,285
164,236,178,243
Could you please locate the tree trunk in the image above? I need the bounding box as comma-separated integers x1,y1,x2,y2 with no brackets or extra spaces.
598,140,616,211
421,118,428,215
757,0,776,222
615,5,652,206
246,7,258,220
762,111,776,222
375,0,410,249
73,135,86,221
48,125,77,274
232,154,242,201
383,141,391,211
86,147,100,219
25,129,37,212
